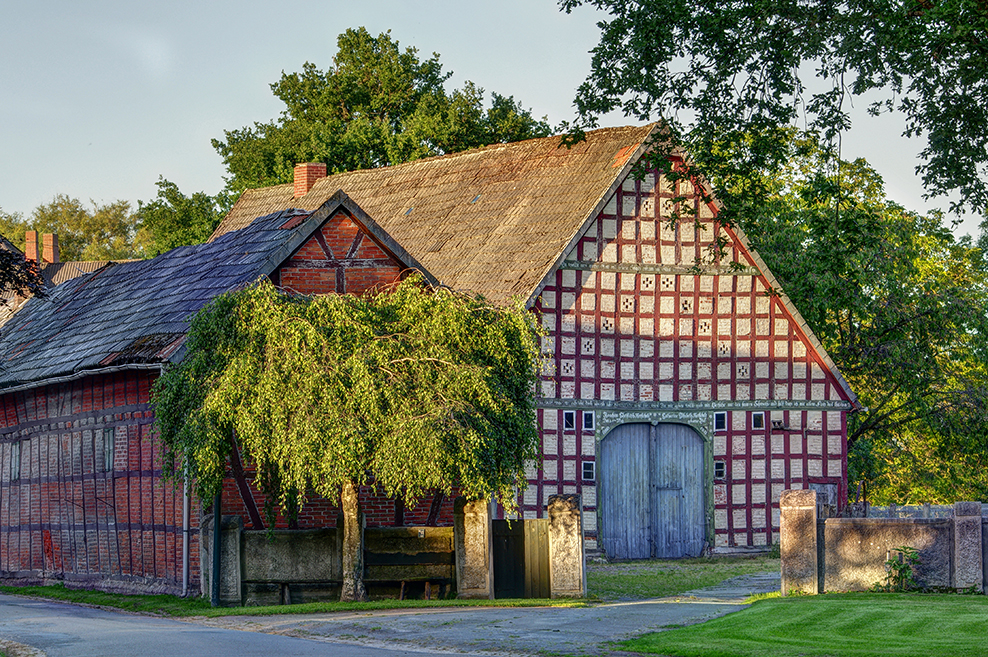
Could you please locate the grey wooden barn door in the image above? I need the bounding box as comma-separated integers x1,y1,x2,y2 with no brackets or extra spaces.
600,423,705,559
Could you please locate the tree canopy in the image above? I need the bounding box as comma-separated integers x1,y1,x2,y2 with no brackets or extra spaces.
153,277,542,599
134,178,224,257
0,195,149,261
561,0,988,217
213,27,555,195
744,136,988,503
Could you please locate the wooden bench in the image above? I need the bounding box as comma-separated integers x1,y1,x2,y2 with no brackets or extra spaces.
363,549,455,600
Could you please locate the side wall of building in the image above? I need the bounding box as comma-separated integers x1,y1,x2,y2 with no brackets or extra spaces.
529,163,853,553
0,370,197,594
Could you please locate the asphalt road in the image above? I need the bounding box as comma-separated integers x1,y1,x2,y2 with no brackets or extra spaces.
0,594,460,657
0,572,780,656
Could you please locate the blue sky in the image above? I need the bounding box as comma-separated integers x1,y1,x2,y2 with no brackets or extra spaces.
1,0,976,237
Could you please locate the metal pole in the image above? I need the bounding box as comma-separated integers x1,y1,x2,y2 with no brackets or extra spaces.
181,469,190,597
211,492,221,607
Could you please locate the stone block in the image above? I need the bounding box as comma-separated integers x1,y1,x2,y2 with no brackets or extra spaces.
954,501,984,592
200,514,243,606
822,518,951,591
548,494,586,598
780,489,817,595
454,497,493,599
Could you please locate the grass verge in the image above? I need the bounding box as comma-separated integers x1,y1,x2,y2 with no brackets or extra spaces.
587,555,778,600
0,583,584,617
620,592,988,657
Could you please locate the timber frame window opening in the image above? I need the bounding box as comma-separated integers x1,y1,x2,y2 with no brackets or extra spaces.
714,460,726,480
582,461,596,481
583,411,595,432
752,411,765,430
714,411,727,432
102,428,115,473
563,410,576,431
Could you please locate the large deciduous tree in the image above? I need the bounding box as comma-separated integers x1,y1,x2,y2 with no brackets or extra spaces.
745,136,988,503
213,27,555,195
135,178,224,256
153,278,542,601
561,0,988,216
2,195,150,261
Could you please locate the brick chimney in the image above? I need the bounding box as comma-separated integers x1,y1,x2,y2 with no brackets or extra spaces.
42,233,59,264
294,162,327,198
24,231,38,262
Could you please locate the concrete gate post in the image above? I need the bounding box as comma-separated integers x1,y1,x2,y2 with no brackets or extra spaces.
953,501,983,592
453,497,493,599
780,489,818,595
200,514,243,605
548,494,586,598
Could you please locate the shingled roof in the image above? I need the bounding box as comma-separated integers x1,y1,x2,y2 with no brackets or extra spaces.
0,194,369,390
213,125,658,306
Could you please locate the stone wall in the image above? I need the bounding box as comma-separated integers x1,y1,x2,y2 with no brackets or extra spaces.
821,518,952,590
780,490,986,593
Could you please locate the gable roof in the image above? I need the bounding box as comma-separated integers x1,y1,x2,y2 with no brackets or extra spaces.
214,125,658,305
0,193,377,391
215,124,857,406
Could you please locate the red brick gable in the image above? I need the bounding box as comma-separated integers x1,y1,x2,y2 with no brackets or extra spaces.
273,210,405,296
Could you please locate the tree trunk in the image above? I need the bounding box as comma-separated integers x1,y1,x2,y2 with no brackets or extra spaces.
339,480,368,602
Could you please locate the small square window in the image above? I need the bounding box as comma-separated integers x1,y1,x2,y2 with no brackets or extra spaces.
714,460,726,480
582,461,596,481
583,411,595,432
714,411,727,432
563,411,576,431
752,412,765,430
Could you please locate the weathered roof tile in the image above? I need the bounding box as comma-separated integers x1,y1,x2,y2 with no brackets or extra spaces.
213,125,657,305
0,207,330,389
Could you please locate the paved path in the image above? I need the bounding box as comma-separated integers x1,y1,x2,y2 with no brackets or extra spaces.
197,571,782,656
0,571,780,656
0,594,454,657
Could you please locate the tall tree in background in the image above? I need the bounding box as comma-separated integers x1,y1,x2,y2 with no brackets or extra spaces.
1,196,149,261
135,178,224,256
213,27,555,195
154,278,542,600
561,0,988,218
745,137,988,503
563,0,988,501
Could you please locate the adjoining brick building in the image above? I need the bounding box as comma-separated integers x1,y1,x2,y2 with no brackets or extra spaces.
0,124,858,594
0,193,431,593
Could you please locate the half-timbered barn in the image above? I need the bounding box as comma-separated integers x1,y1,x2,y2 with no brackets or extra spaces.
0,124,858,595
214,124,859,558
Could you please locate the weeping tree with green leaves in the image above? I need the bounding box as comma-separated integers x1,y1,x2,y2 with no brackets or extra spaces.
153,277,542,601
742,135,988,503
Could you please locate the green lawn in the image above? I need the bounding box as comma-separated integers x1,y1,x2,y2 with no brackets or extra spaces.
621,593,988,657
587,555,779,600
